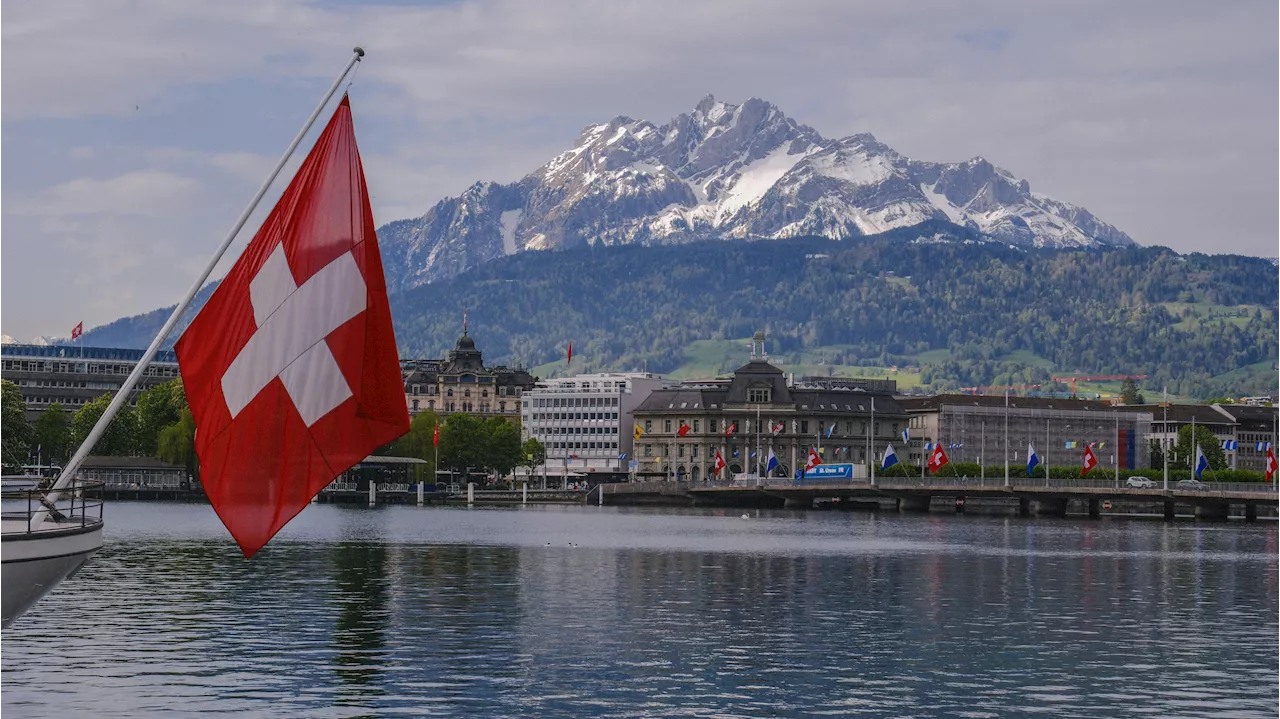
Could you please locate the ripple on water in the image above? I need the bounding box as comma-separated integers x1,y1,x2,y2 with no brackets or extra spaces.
2,503,1277,718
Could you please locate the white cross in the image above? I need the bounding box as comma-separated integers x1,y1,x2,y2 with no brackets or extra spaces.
221,244,367,427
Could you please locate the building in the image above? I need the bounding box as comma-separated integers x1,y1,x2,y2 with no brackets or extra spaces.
1146,404,1238,469
78,456,188,490
630,332,910,481
520,372,674,482
1,344,180,419
400,331,536,421
1213,404,1279,472
898,395,1154,473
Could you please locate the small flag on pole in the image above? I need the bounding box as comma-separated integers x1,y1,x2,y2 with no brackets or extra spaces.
1026,443,1040,477
677,423,691,437
1194,445,1209,480
567,340,573,365
1081,444,1097,476
633,425,644,440
803,447,822,472
724,422,738,437
766,448,779,474
825,424,834,439
70,322,83,340
902,429,910,444
881,443,899,471
1266,446,1276,482
433,424,440,447
928,444,949,473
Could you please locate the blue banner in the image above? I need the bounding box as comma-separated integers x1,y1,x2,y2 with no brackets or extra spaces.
799,463,856,480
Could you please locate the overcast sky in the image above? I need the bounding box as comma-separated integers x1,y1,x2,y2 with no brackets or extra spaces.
3,0,1276,341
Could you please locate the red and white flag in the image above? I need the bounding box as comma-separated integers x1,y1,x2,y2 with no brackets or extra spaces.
677,422,691,437
928,444,949,473
70,322,83,340
712,449,726,477
567,340,573,365
803,447,823,472
1266,447,1276,483
433,424,440,447
723,422,737,437
175,96,410,558
1081,444,1098,476
771,421,785,434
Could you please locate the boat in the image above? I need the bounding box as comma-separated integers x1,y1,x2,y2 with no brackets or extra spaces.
1,478,104,628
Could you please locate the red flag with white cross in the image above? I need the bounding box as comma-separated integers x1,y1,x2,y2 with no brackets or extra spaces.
1081,444,1098,476
928,444,949,473
713,449,726,477
1266,446,1276,483
175,96,409,558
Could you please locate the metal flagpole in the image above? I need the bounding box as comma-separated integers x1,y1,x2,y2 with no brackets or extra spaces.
870,397,876,486
1003,390,1010,487
35,48,366,528
980,421,985,481
1162,387,1169,491
1114,410,1120,488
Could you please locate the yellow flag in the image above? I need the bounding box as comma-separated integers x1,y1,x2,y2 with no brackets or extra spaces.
633,425,644,440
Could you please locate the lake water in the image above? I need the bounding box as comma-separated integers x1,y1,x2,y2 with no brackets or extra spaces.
2,502,1277,718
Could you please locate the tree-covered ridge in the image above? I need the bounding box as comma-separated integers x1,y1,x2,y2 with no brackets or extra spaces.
389,225,1277,399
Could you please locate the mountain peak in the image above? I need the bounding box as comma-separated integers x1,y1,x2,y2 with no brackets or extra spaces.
376,96,1135,293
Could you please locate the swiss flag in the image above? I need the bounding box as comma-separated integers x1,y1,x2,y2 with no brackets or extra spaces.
723,422,737,437
771,422,785,434
1081,444,1098,476
1266,447,1276,483
928,444,949,473
712,449,726,477
175,96,410,558
433,424,440,447
567,340,573,365
803,447,822,471
70,322,84,340
677,422,691,437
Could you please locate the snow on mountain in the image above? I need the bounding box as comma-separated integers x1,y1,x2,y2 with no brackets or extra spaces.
378,95,1134,292
1,334,15,345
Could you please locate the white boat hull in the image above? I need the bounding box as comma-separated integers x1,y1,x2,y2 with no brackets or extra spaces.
2,519,103,628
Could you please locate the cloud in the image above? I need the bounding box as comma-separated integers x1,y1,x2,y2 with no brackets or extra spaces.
1,0,1276,342
13,171,199,218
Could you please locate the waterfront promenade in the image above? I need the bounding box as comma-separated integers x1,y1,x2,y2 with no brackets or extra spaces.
605,477,1280,521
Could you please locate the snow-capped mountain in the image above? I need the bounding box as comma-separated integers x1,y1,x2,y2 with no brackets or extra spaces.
379,95,1134,292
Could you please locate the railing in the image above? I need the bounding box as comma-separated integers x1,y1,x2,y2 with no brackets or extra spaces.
685,476,1277,496
1,478,105,534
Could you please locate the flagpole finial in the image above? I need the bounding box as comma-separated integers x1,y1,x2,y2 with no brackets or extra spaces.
353,47,365,58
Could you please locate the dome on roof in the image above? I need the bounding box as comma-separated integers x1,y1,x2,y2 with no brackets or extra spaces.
455,335,476,351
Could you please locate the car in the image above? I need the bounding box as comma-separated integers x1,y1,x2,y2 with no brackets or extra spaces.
1176,478,1208,489
1125,476,1155,488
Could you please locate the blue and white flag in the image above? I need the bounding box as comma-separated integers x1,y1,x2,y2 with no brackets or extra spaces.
1026,443,1040,476
619,453,627,460
924,442,933,451
1221,440,1237,451
750,451,757,459
902,429,910,444
881,443,899,470
1194,445,1209,480
1257,442,1267,452
766,448,779,473
826,424,835,439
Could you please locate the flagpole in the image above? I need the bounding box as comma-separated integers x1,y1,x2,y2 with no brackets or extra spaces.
1162,387,1168,491
36,48,366,526
1003,390,1010,487
869,397,876,486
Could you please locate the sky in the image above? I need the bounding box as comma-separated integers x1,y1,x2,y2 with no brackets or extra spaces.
2,0,1277,341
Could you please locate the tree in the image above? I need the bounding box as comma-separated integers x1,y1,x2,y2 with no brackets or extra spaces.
32,403,71,465
135,379,186,456
71,393,138,456
1120,378,1145,405
485,418,523,477
521,438,547,477
1171,425,1227,473
1148,439,1164,471
379,411,439,481
438,413,489,476
1,379,33,468
157,407,197,481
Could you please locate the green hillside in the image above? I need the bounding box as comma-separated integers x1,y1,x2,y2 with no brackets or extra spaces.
389,226,1278,399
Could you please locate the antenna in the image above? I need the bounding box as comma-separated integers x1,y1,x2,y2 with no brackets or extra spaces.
463,307,468,336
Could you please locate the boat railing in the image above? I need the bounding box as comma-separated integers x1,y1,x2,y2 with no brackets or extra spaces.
1,478,105,534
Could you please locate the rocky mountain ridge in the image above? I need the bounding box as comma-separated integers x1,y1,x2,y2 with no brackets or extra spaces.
379,94,1134,293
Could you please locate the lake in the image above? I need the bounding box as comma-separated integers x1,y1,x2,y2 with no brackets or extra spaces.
3,502,1276,718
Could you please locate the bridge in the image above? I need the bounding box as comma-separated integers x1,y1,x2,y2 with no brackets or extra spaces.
603,478,1279,521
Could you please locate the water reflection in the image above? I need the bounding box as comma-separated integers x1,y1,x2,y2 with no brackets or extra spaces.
1,503,1276,718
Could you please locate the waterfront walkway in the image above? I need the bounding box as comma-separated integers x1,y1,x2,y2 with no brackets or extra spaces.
604,477,1280,521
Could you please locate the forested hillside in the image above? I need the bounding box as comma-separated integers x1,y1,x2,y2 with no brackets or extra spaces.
389,224,1277,398
77,222,1277,399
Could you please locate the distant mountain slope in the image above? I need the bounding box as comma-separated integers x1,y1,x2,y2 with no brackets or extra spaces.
378,95,1135,293
77,226,1276,399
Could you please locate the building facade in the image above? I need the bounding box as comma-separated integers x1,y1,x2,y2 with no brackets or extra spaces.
520,372,673,481
630,333,910,482
400,332,536,421
1,344,180,419
1147,403,1278,472
898,395,1154,473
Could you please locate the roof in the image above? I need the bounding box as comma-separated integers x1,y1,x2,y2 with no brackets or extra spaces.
898,395,1120,413
634,387,729,413
1157,404,1238,425
790,389,906,416
1211,404,1278,425
80,456,183,470
359,455,429,465
724,360,792,405
1,344,179,363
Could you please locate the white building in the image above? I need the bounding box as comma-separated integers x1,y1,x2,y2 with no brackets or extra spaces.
520,372,673,483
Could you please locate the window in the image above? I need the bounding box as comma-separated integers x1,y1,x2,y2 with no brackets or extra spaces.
748,387,771,403
664,420,672,433
645,420,652,433
692,446,699,458
447,389,454,397
644,445,653,457
692,420,700,433
411,399,420,411
709,420,717,433
678,445,685,457
800,420,809,434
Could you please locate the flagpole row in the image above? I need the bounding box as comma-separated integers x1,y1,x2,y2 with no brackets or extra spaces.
36,48,366,528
